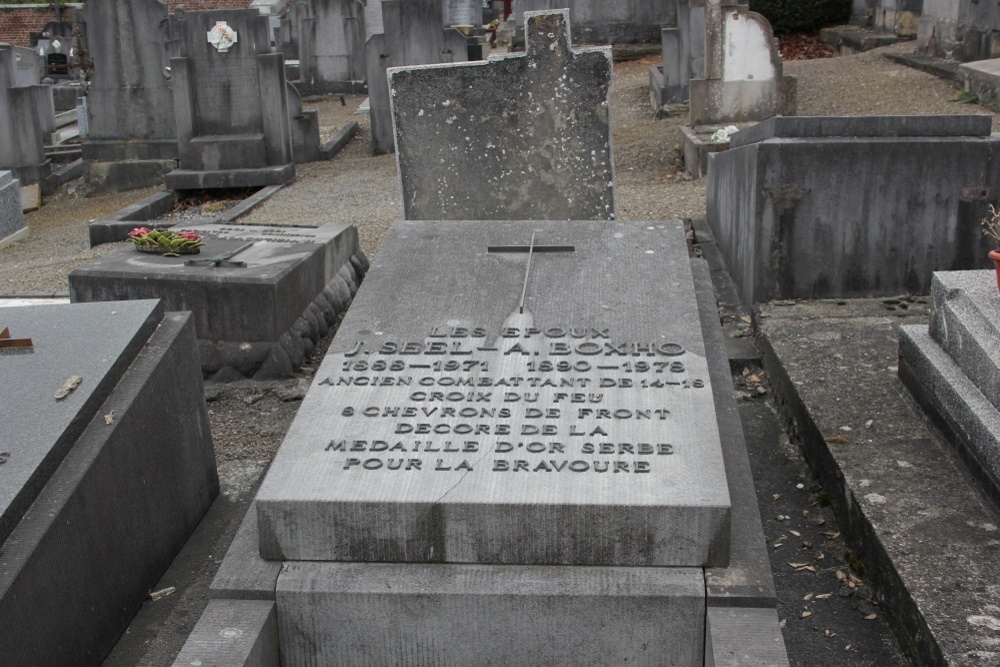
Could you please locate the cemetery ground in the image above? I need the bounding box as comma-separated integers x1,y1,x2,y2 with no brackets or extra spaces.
2,41,999,665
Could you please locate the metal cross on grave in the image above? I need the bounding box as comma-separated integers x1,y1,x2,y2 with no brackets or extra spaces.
0,326,33,351
487,232,575,314
184,241,254,268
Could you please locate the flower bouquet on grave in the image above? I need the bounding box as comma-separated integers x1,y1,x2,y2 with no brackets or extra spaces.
981,204,1000,292
128,227,204,256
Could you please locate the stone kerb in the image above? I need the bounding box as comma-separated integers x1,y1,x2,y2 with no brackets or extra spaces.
389,10,615,220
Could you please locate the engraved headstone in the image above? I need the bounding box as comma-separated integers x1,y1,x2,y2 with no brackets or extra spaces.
389,10,615,220
365,0,468,154
165,8,295,189
294,0,368,95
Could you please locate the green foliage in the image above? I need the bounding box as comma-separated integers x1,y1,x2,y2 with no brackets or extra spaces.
749,0,851,33
953,90,980,104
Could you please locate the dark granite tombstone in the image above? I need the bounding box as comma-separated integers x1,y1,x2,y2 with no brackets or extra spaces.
68,223,368,380
174,218,787,665
165,9,296,189
390,10,615,220
366,0,469,154
0,300,217,666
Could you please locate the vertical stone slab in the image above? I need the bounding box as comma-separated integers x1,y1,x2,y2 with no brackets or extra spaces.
444,0,483,26
0,49,52,185
80,0,177,161
390,10,615,220
258,52,293,166
0,170,26,248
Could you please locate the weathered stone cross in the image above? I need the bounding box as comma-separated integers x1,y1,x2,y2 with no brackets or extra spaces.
487,233,575,314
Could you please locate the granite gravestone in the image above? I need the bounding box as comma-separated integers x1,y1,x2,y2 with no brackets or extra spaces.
0,170,26,249
444,0,483,27
650,0,707,107
512,0,674,44
0,48,54,186
389,10,615,220
294,0,368,96
0,43,44,86
68,222,368,380
0,300,217,666
81,0,177,162
165,9,296,189
366,0,469,154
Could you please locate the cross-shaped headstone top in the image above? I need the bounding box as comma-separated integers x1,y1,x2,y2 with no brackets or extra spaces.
389,10,615,221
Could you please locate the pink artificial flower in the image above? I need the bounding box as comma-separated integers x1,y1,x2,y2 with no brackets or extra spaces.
178,231,201,241
129,227,150,237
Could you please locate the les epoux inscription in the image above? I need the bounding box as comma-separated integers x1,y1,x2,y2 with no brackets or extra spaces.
319,325,707,475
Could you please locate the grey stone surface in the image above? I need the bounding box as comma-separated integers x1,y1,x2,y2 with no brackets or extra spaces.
0,307,218,666
850,0,921,38
0,43,43,86
0,300,162,544
0,48,53,185
918,0,1000,62
295,0,368,96
706,115,1000,306
705,607,789,666
256,219,731,565
444,0,483,27
69,223,365,379
650,1,706,107
276,562,705,665
390,10,615,220
286,82,321,163
319,120,359,159
80,0,178,162
168,9,294,188
210,502,281,601
512,0,674,44
0,170,25,244
366,0,469,154
83,159,174,195
730,113,993,148
689,0,795,125
172,600,279,667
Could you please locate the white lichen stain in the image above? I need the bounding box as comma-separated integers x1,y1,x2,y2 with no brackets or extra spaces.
864,493,887,505
968,615,1000,632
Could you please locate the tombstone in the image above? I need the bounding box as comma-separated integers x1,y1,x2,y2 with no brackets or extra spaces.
80,0,177,162
364,0,384,38
899,270,1000,508
295,0,369,95
165,9,296,190
0,48,54,187
706,115,1000,307
175,216,787,664
0,43,45,86
286,81,323,163
390,10,614,220
366,0,469,154
689,0,795,125
68,222,368,381
650,0,707,107
0,171,26,249
0,300,218,666
444,0,483,27
512,0,674,44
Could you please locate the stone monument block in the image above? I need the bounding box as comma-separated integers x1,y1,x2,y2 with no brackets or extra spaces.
295,0,368,96
444,0,483,27
166,9,296,189
0,170,26,249
899,270,1000,505
689,0,795,125
0,43,44,86
0,300,218,666
389,10,615,220
706,114,1000,306
80,0,177,163
512,0,674,44
256,219,731,566
68,223,368,380
366,0,469,154
0,49,54,186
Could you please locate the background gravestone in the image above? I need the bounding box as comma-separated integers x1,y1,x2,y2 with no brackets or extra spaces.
444,0,483,26
165,8,295,189
390,10,615,220
0,48,54,187
650,0,707,107
0,170,26,249
365,0,469,154
295,0,369,95
0,43,45,86
512,0,674,44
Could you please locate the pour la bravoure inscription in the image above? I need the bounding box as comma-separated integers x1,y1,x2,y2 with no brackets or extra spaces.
317,326,706,474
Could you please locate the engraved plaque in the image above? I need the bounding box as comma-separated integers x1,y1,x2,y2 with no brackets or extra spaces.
256,220,731,567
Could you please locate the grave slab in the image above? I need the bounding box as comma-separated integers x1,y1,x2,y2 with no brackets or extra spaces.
0,302,217,666
276,562,705,665
171,600,279,667
389,10,615,220
68,223,367,379
0,170,25,249
256,219,731,565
